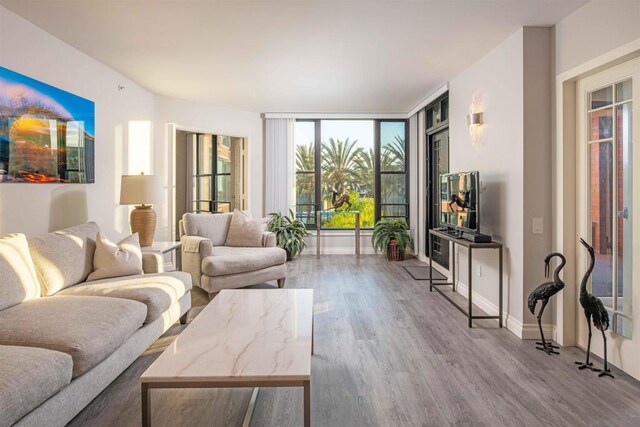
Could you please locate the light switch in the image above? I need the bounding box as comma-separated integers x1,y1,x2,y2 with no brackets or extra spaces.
533,217,543,234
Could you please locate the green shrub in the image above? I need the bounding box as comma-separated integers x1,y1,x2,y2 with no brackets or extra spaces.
321,192,375,228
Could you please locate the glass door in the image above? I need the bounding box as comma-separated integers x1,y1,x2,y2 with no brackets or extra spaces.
576,58,639,376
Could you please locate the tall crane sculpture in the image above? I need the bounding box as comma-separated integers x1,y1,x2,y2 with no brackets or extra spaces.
575,238,614,378
527,253,566,355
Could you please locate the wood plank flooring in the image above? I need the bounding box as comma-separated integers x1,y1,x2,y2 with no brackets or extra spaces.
70,255,640,426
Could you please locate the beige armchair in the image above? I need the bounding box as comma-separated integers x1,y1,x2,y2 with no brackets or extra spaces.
180,213,287,300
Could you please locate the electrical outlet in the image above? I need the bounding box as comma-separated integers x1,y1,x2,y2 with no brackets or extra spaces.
533,217,544,234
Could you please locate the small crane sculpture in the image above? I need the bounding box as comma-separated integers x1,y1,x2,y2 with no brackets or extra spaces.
575,238,614,378
527,252,566,355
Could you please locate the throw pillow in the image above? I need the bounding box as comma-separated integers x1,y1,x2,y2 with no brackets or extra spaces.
87,232,143,281
224,210,267,247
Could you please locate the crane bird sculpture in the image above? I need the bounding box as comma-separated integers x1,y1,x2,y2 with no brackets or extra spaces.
575,238,614,378
527,252,566,355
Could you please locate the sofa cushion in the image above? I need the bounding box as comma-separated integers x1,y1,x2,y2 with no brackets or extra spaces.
182,213,232,246
224,210,267,247
0,233,41,311
202,246,286,277
58,272,192,323
87,232,144,281
0,295,146,378
28,222,100,296
0,345,72,426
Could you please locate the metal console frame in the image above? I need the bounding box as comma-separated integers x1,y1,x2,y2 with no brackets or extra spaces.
428,229,503,328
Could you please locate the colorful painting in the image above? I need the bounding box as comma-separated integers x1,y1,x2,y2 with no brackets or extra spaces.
0,66,95,183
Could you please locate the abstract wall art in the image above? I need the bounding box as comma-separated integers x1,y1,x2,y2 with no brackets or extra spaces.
0,66,95,183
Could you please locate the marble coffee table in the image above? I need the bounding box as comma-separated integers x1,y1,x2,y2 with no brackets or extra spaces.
141,289,314,426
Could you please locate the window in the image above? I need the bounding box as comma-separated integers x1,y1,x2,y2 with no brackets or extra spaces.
294,119,408,229
378,121,408,221
295,121,317,227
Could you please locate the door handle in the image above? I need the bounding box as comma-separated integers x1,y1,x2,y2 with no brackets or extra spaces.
617,207,629,219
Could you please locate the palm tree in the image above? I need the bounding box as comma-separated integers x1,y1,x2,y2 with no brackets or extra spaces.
295,143,315,204
296,143,315,172
321,138,364,203
381,135,405,171
353,148,374,196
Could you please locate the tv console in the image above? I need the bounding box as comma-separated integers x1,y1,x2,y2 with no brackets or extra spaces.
428,229,503,328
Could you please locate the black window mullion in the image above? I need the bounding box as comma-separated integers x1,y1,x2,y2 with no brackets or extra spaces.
374,120,381,223
405,119,410,226
212,135,218,212
314,119,322,226
195,134,201,212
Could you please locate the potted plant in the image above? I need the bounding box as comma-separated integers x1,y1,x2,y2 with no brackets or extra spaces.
371,219,414,261
267,210,310,261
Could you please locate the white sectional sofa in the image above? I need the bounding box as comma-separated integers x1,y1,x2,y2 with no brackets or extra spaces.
0,222,192,427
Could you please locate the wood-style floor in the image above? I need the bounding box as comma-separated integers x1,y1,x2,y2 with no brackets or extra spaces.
70,255,640,427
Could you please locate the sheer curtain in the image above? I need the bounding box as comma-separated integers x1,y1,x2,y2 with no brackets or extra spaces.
265,118,295,215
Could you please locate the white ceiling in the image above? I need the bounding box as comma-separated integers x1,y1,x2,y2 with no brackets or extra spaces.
1,0,586,113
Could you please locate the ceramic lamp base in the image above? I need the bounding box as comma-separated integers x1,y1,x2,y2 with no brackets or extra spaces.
130,205,156,247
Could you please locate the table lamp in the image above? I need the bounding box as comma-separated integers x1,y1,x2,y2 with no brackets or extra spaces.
120,173,163,247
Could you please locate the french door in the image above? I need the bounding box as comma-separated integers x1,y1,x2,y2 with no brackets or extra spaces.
192,134,233,213
576,58,640,377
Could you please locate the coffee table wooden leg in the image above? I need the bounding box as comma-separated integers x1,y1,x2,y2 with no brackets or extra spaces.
141,383,150,427
303,380,311,427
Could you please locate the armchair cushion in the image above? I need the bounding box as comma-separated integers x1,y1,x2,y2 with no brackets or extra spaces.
202,246,286,277
224,210,267,247
182,213,232,246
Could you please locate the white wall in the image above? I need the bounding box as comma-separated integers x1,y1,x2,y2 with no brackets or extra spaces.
153,95,263,241
0,6,155,238
555,0,640,75
522,28,554,327
552,0,640,351
449,28,525,330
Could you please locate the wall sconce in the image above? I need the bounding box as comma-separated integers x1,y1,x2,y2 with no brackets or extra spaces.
467,112,483,126
468,93,484,145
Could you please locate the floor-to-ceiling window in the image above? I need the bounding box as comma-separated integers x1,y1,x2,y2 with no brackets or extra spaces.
294,119,408,229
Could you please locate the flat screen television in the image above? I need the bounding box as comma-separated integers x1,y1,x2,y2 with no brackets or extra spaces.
440,171,480,234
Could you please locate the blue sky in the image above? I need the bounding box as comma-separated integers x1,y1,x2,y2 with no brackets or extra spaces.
295,120,404,150
295,120,375,149
0,66,95,135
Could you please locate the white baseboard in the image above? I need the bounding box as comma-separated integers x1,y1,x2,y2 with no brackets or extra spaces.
446,279,556,341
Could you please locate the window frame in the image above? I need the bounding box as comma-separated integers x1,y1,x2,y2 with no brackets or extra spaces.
294,118,409,230
193,134,232,213
375,119,410,224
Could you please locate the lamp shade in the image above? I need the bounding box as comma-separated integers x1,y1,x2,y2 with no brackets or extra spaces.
119,174,164,205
